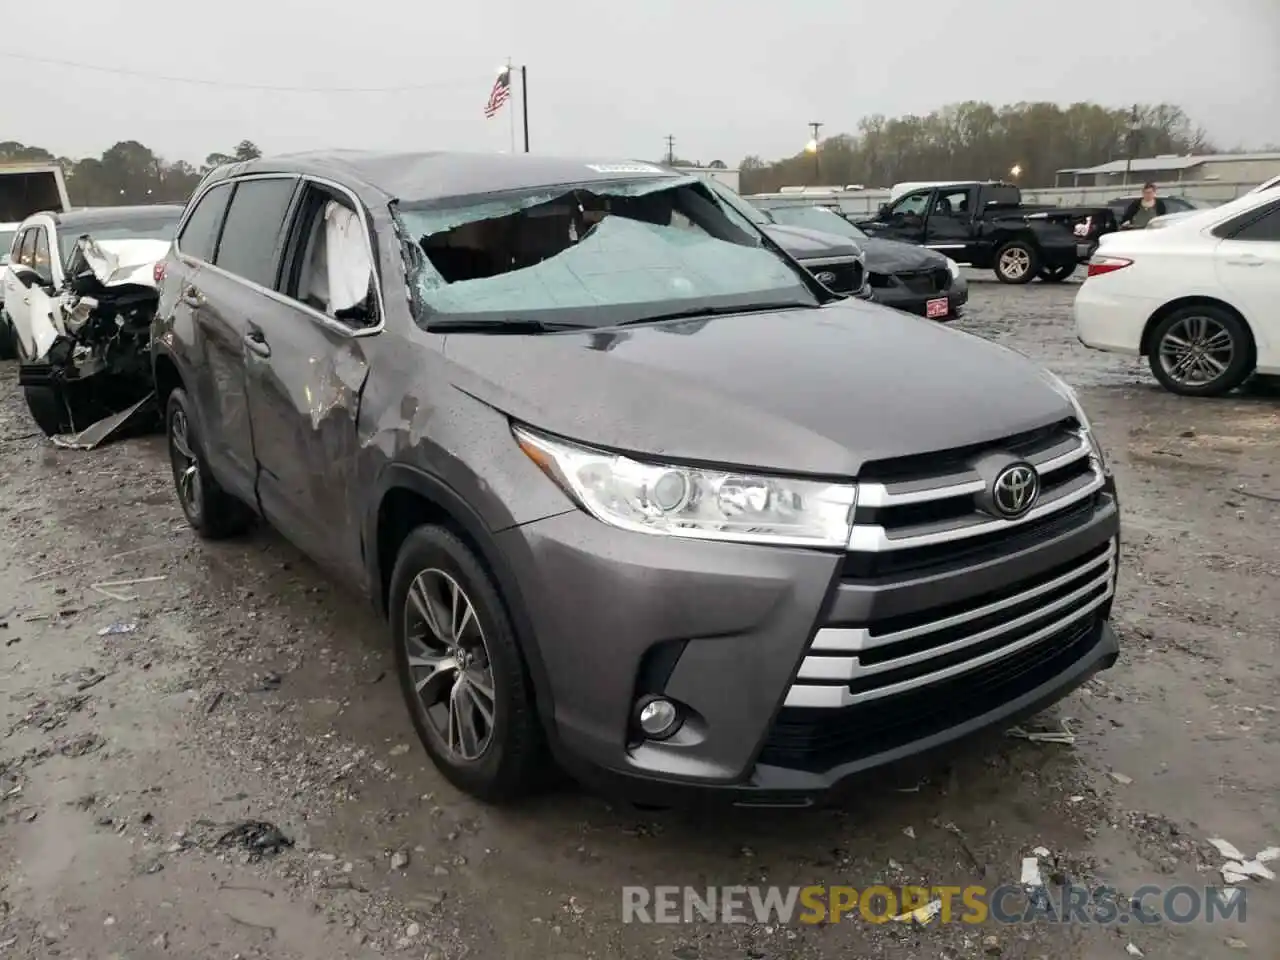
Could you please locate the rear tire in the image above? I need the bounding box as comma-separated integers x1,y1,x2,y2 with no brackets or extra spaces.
0,312,15,360
1147,305,1254,397
1039,263,1076,283
390,525,544,803
994,240,1039,284
166,387,254,538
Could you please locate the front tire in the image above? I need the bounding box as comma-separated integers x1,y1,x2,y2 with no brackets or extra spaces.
390,525,543,803
166,387,254,538
1039,263,1076,283
994,240,1039,284
1148,306,1254,397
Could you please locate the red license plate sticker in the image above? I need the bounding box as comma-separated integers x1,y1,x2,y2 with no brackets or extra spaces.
926,297,949,319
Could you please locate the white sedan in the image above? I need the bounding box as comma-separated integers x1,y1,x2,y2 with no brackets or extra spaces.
1073,189,1280,396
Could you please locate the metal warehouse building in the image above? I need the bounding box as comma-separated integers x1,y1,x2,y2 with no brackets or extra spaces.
1057,152,1280,188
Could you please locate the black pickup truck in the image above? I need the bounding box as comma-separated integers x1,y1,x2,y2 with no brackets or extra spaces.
856,181,1116,284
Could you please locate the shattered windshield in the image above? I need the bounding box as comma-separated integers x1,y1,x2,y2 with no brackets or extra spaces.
397,177,817,329
57,214,181,265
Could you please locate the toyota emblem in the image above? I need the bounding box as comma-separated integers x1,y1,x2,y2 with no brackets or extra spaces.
814,271,837,285
991,463,1040,519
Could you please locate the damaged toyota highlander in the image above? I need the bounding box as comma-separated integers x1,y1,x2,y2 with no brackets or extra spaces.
153,152,1120,806
2,204,184,438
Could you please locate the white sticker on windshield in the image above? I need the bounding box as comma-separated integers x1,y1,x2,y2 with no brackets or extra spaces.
585,163,665,174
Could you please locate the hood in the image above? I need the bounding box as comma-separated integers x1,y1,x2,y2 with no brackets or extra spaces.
858,236,947,274
442,299,1073,477
760,223,862,261
67,237,171,290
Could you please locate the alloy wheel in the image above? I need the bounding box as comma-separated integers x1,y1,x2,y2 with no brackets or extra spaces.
999,247,1031,280
169,408,203,522
403,568,496,762
1158,314,1235,387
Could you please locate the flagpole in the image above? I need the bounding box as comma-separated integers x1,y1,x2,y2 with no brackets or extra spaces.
521,64,530,153
506,57,515,153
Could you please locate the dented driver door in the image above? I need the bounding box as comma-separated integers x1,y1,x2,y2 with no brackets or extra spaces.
241,186,374,582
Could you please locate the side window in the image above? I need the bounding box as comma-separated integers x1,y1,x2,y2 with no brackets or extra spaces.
933,189,970,217
891,192,929,220
32,228,53,283
213,178,299,288
16,228,37,267
280,184,377,327
178,182,232,262
1214,200,1280,241
1231,206,1280,242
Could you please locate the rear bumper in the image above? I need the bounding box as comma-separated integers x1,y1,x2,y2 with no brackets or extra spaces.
1073,281,1157,355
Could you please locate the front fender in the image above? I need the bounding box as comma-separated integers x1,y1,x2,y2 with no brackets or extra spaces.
363,461,563,736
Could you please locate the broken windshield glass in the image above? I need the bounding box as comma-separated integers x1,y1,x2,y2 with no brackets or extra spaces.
396,178,816,329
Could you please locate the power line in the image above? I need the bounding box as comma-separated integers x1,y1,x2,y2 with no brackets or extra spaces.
0,50,486,93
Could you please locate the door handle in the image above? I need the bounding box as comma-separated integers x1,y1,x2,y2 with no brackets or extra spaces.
243,331,271,358
22,296,29,305
180,285,203,307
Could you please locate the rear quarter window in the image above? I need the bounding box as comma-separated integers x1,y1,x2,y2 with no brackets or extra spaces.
213,178,299,288
1212,199,1280,241
178,183,233,262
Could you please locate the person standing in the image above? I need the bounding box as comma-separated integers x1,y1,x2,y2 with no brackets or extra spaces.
1120,182,1168,229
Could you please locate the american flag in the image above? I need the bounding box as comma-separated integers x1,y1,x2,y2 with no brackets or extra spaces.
484,69,511,118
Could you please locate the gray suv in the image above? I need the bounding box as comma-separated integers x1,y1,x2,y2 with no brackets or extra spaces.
152,152,1120,806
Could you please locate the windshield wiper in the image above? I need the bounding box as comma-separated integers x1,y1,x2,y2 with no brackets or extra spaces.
426,317,589,334
614,302,815,327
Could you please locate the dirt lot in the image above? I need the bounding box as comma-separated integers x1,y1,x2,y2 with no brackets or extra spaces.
1,277,1277,960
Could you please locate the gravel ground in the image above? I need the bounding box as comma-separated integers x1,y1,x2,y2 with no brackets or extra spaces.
1,275,1277,959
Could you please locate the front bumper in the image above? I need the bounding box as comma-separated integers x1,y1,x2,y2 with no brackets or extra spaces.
497,457,1120,806
870,275,968,321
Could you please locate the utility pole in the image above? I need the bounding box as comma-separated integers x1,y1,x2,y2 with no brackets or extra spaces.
808,121,823,182
665,135,676,165
1123,104,1140,187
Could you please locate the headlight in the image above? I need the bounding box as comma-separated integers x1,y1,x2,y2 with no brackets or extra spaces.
945,257,961,278
1041,370,1109,475
513,425,857,547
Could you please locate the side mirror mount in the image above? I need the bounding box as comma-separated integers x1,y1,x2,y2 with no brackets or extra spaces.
12,265,49,290
877,203,891,219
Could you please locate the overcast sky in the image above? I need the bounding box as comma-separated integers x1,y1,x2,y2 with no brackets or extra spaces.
8,0,1279,167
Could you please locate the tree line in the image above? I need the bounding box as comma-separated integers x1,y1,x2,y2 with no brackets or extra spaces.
736,101,1274,194
0,139,264,206
4,100,1273,207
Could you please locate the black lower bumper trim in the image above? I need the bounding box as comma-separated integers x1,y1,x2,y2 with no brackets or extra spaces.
559,620,1119,808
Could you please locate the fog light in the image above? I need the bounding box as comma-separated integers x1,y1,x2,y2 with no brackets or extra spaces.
636,697,682,740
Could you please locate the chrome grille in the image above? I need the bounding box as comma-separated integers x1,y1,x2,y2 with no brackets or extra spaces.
779,419,1112,712
804,258,864,295
848,423,1102,556
785,538,1116,709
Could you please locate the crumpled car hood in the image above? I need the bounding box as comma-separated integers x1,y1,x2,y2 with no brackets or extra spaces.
67,237,171,289
442,298,1072,477
858,237,947,274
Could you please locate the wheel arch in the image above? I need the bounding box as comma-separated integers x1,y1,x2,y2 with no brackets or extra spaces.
366,464,556,735
1138,296,1258,362
152,349,184,409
